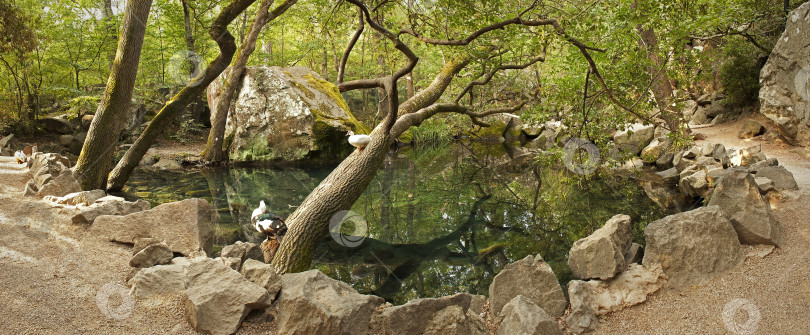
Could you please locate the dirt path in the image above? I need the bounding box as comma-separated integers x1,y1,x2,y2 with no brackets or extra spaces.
0,157,272,334
597,119,810,334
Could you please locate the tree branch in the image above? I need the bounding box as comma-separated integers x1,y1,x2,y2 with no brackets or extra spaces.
454,54,546,104
338,7,364,83
391,102,524,138
340,0,419,132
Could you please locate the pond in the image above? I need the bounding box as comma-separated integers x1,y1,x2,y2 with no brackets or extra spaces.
123,142,667,304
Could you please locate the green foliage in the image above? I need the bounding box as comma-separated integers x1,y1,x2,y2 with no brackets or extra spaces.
170,118,204,144
719,39,765,107
67,96,100,119
409,117,456,145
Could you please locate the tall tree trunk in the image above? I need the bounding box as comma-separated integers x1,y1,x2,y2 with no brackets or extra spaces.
181,0,205,124
201,0,295,162
634,1,679,131
107,0,272,191
74,0,153,190
637,25,677,129
100,0,115,70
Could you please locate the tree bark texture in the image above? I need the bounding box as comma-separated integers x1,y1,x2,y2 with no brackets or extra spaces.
106,0,263,191
74,0,152,190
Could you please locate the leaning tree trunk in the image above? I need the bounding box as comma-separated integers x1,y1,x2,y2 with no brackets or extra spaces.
271,57,469,274
201,0,283,162
107,0,297,191
74,0,152,190
271,125,396,273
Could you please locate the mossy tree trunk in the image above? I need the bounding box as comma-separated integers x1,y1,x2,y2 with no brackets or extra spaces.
201,0,296,162
74,0,152,191
106,0,297,191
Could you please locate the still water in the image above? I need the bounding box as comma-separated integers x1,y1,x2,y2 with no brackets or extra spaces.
124,142,665,304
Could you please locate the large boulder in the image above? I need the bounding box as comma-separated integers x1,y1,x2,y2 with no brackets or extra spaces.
707,168,783,246
738,119,766,139
184,258,272,335
129,242,173,268
44,189,106,206
38,115,76,134
240,259,281,297
371,293,485,335
574,263,668,316
567,214,633,280
642,206,744,287
423,305,486,335
497,295,562,335
613,123,655,155
275,270,384,335
220,241,264,264
758,2,810,146
755,165,799,190
489,254,566,317
25,153,80,198
128,263,188,299
643,181,688,212
583,264,668,316
640,138,667,163
36,170,81,198
565,281,600,334
70,195,151,224
91,198,213,256
208,66,368,163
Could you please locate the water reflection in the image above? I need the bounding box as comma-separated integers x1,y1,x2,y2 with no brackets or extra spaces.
125,142,665,304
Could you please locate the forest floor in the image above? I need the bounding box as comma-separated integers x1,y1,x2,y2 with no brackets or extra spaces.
0,117,808,334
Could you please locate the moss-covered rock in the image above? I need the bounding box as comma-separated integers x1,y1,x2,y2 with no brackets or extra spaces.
210,66,368,163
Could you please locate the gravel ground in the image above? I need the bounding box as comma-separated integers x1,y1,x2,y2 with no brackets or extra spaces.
595,118,810,334
0,155,273,334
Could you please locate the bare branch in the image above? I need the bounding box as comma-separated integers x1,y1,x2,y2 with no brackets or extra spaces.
338,7,364,83
401,15,604,53
454,54,546,104
341,0,419,132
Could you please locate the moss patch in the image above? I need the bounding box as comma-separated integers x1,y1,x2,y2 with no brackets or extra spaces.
302,74,350,112
232,134,275,162
398,129,415,144
288,79,316,99
469,120,509,139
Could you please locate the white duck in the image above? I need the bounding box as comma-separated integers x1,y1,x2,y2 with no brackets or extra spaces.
14,150,27,164
346,130,371,151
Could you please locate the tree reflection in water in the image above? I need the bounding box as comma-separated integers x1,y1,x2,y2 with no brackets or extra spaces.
125,142,665,304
